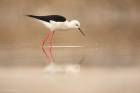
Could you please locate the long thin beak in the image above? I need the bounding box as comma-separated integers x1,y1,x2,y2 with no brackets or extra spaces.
78,28,85,36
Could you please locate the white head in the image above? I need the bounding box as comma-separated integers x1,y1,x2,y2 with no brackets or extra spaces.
70,20,81,29
69,20,85,36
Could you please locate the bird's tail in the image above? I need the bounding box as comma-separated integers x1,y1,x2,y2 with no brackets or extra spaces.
26,15,41,20
26,15,36,18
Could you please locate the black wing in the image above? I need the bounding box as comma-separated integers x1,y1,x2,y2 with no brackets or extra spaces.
27,15,66,22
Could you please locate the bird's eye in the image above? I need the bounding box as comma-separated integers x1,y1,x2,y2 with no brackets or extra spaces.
75,24,79,26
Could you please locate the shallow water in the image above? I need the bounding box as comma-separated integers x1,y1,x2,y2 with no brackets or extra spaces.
0,45,140,93
0,65,140,93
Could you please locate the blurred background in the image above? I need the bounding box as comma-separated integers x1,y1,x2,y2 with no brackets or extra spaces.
0,0,140,93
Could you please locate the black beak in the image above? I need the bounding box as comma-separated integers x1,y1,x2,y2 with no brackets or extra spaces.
78,28,85,36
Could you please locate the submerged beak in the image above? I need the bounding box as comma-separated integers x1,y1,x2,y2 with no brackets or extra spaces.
78,28,85,36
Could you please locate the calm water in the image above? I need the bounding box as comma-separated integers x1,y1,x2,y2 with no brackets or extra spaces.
0,44,140,93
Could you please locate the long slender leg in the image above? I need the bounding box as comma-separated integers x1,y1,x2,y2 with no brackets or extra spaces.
41,32,51,62
48,31,55,62
41,32,50,47
41,31,55,63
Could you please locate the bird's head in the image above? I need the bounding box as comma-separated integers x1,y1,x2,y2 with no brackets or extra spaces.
70,20,85,36
70,20,80,28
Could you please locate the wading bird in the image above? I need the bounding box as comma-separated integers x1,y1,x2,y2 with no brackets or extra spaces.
27,15,85,63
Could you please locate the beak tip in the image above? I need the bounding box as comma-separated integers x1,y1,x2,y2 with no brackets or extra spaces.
78,28,85,36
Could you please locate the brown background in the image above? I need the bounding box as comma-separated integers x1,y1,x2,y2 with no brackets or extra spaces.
0,1,140,93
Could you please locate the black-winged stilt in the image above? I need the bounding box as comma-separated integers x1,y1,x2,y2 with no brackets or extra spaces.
27,15,85,63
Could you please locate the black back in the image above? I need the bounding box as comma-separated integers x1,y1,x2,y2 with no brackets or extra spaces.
27,15,66,22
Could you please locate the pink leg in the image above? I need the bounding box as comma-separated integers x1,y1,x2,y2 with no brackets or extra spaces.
41,31,55,63
48,31,55,61
41,32,51,62
41,32,50,47
46,31,55,62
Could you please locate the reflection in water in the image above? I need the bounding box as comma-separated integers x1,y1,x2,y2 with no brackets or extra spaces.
77,57,85,64
44,63,80,74
44,48,84,73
